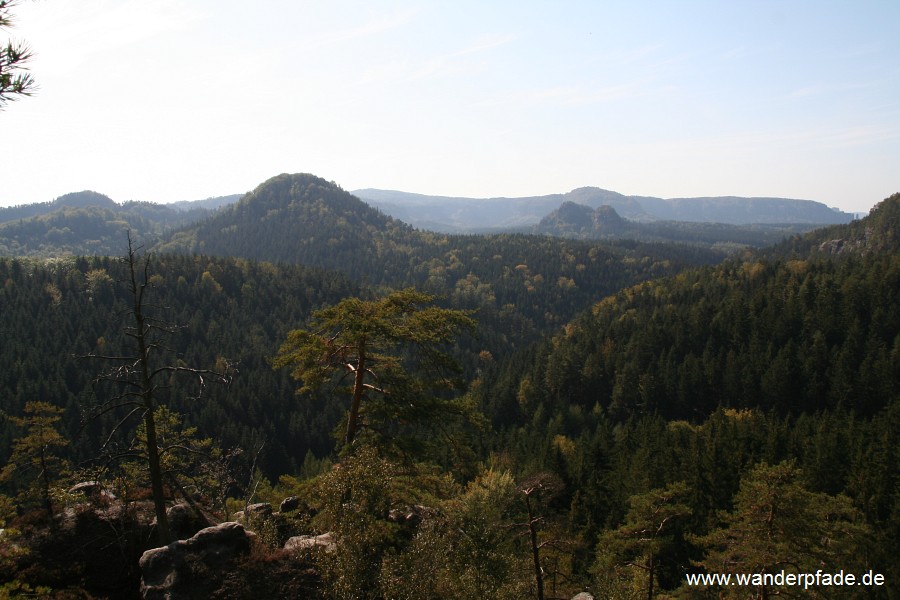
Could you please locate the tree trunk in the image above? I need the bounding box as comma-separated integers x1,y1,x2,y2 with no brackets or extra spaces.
345,338,366,446
144,407,172,545
131,249,171,545
38,428,54,524
525,493,545,600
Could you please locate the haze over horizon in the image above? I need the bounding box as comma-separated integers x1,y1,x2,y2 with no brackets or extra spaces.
2,1,898,215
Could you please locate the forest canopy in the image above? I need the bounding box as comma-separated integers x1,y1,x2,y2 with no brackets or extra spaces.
0,191,896,598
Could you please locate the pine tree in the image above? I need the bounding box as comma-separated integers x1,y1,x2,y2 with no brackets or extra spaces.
0,401,69,523
695,460,869,598
273,288,477,452
593,481,692,599
0,0,36,109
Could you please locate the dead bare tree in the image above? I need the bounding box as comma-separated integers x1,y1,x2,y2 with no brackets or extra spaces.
85,233,231,545
518,473,565,600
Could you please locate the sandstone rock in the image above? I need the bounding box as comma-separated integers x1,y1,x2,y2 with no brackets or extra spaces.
284,532,335,553
68,481,116,502
233,502,273,526
166,502,213,541
245,502,273,519
279,496,300,513
139,522,252,600
69,481,102,496
386,504,436,527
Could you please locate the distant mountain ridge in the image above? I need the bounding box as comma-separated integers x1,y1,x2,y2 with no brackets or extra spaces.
0,191,118,224
153,173,730,342
0,191,239,224
0,191,228,256
534,201,825,248
354,186,855,231
167,194,243,211
0,179,863,258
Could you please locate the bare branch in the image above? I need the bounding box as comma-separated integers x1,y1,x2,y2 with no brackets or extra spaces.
99,406,148,451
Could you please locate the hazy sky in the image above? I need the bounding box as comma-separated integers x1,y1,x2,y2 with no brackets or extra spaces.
2,1,898,214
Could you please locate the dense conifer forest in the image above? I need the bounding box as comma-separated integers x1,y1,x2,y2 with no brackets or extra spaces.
0,176,897,598
0,191,218,257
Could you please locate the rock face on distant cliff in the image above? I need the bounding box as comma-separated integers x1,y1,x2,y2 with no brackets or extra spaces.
139,522,253,600
536,201,632,238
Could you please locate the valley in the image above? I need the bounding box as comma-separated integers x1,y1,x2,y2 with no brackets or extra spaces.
0,174,896,598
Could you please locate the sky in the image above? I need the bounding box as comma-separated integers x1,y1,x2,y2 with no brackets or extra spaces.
2,1,899,214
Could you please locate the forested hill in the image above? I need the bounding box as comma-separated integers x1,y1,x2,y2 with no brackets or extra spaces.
0,191,117,223
1,181,858,260
0,172,729,480
766,191,900,258
462,194,900,593
477,192,900,428
533,201,820,248
155,173,415,279
0,254,359,478
0,192,216,257
0,191,237,226
1,191,897,596
154,172,725,338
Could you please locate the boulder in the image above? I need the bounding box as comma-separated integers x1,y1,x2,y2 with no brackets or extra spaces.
279,496,300,513
69,481,103,496
284,532,335,553
166,502,213,541
233,502,273,526
386,504,436,527
139,522,252,600
68,481,116,502
572,593,595,600
245,502,273,519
